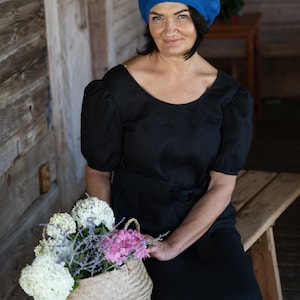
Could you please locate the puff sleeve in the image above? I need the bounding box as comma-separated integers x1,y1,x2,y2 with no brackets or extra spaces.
81,80,122,171
212,87,253,175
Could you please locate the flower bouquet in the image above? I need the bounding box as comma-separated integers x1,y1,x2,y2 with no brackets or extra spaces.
19,196,156,300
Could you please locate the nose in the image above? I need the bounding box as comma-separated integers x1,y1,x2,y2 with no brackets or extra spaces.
165,19,177,36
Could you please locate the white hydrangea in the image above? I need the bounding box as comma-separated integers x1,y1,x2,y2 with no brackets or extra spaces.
71,197,114,230
34,239,54,256
46,213,76,240
19,252,74,300
34,238,73,261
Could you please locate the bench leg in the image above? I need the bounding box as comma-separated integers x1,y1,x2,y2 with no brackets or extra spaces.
250,227,283,300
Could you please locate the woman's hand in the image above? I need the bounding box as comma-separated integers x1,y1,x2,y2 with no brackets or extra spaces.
144,171,237,261
144,234,178,261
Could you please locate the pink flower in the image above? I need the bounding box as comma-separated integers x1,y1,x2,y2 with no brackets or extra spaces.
100,229,150,265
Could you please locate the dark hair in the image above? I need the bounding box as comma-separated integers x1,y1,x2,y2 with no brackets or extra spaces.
136,6,209,60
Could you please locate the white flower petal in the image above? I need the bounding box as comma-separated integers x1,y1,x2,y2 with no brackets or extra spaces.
71,197,115,229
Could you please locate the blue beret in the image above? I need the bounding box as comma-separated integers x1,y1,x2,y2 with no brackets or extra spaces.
138,0,220,26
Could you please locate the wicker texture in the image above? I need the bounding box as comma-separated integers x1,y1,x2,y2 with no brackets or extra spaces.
67,259,153,300
68,219,153,300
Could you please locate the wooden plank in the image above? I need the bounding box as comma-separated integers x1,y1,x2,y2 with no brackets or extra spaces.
236,172,300,251
0,0,45,55
0,131,56,239
0,81,49,144
232,170,277,211
0,116,50,175
251,228,283,300
0,60,47,107
0,29,46,84
0,186,60,300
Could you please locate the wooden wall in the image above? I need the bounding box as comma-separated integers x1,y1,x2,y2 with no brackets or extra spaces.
244,0,300,56
113,0,145,64
0,0,91,298
244,0,300,99
0,0,60,298
88,0,144,79
0,0,143,298
201,0,300,99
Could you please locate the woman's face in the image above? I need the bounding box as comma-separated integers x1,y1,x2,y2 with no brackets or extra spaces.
148,2,197,58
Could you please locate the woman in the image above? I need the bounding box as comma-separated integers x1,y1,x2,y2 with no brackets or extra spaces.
81,0,262,299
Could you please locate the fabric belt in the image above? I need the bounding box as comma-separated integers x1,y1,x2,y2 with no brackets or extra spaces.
113,168,209,203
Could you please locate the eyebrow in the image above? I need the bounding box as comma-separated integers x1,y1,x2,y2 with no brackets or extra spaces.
149,9,190,17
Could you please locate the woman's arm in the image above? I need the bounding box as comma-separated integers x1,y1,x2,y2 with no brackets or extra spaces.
147,170,237,260
85,165,112,206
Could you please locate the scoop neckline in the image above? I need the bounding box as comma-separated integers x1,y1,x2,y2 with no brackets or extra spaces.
120,64,220,107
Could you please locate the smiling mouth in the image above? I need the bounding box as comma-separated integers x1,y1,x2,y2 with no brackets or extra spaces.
164,38,183,43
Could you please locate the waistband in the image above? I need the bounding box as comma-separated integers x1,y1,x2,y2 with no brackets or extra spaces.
113,168,209,202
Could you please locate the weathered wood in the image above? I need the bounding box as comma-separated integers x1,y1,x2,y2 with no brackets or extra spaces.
44,0,90,211
236,172,300,251
113,0,144,62
87,0,115,78
0,61,47,108
0,115,50,177
0,81,49,146
86,0,144,78
0,37,46,82
107,0,144,68
0,131,56,240
251,228,283,300
0,0,45,55
232,170,277,211
234,171,300,300
0,0,147,299
0,186,60,300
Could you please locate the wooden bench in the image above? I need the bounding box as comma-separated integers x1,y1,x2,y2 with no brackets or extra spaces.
233,170,300,300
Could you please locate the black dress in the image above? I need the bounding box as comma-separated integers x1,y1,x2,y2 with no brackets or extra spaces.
81,65,262,299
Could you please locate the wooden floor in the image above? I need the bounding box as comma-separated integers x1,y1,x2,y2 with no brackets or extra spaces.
245,98,300,300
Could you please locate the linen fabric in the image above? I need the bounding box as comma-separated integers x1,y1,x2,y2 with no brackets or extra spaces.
138,0,220,26
81,65,262,299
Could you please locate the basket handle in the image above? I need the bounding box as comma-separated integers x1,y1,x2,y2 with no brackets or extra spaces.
124,218,140,232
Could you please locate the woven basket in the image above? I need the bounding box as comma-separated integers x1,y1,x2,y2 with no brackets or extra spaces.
67,218,153,300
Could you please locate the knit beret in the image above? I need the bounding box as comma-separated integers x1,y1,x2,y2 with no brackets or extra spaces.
138,0,220,26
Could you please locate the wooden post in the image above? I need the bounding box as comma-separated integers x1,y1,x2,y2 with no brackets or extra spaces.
86,0,116,78
250,227,283,300
44,0,92,209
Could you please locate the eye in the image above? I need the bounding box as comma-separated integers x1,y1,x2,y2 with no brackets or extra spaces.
152,15,165,22
177,14,189,20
